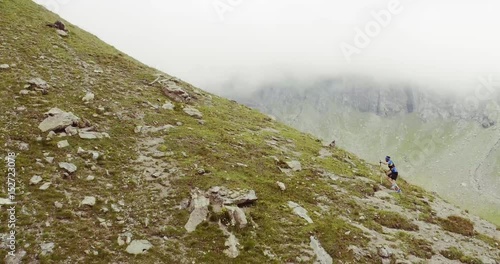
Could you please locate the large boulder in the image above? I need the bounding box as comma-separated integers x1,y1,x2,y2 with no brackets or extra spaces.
38,108,80,132
125,240,153,255
310,236,333,264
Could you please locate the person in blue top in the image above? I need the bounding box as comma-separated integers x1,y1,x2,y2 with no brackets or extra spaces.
380,156,401,193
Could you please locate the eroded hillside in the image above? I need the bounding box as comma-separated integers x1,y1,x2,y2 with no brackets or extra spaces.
0,1,499,263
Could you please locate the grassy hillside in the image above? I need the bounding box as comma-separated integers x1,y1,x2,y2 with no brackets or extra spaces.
0,1,499,263
245,86,500,226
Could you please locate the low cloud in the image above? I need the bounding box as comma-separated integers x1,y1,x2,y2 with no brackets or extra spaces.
37,0,500,95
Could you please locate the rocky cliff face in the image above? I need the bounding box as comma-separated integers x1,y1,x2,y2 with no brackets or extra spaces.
245,78,499,128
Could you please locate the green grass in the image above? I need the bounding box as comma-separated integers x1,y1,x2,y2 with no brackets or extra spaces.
374,211,419,231
439,215,475,236
396,232,434,259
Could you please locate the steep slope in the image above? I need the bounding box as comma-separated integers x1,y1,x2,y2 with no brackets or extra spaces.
231,79,500,226
0,1,499,263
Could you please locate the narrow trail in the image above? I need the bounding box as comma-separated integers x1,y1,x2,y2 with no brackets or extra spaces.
471,134,500,201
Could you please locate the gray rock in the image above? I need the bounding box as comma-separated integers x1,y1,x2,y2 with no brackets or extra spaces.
17,142,29,151
226,206,248,228
162,82,191,102
38,108,79,132
185,190,210,232
81,196,96,206
57,140,69,148
480,256,497,264
0,198,15,205
40,242,55,255
126,240,153,255
0,64,9,69
276,181,286,191
117,236,125,246
27,78,49,89
310,236,333,264
30,175,43,185
224,190,258,205
39,182,51,190
162,102,174,110
286,160,302,171
288,201,313,224
374,191,393,199
59,162,77,173
378,246,392,258
5,249,26,264
135,125,174,134
86,175,95,181
183,106,203,119
56,29,68,37
82,92,94,102
219,223,240,258
54,201,63,209
45,157,54,163
79,131,109,139
65,126,79,136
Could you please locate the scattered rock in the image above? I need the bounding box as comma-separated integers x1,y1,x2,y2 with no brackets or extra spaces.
54,201,63,209
45,157,54,163
65,126,79,136
56,29,68,37
0,198,15,205
59,162,77,173
162,102,174,110
184,189,210,232
86,175,95,181
47,20,67,31
288,201,313,224
276,181,286,191
134,125,174,134
78,131,110,139
117,236,125,246
82,92,94,102
310,236,333,264
286,160,302,171
126,240,153,255
219,223,240,258
226,206,248,228
5,249,26,264
40,242,55,256
39,182,51,190
17,142,29,151
19,90,29,95
162,81,192,102
57,140,69,148
38,108,80,132
30,175,43,185
183,106,203,119
27,78,49,90
0,64,9,69
378,246,392,258
81,196,96,206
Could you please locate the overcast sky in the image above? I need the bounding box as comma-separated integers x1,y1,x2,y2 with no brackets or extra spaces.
35,0,500,94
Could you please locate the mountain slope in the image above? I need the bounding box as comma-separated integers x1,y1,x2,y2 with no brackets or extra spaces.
231,79,500,226
0,1,499,263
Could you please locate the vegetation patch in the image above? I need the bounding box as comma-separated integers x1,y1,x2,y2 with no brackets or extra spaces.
374,211,419,231
439,215,475,236
396,232,434,259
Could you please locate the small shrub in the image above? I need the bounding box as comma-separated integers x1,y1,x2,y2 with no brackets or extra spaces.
439,215,475,236
375,211,419,231
440,246,464,260
460,255,483,264
397,232,434,259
